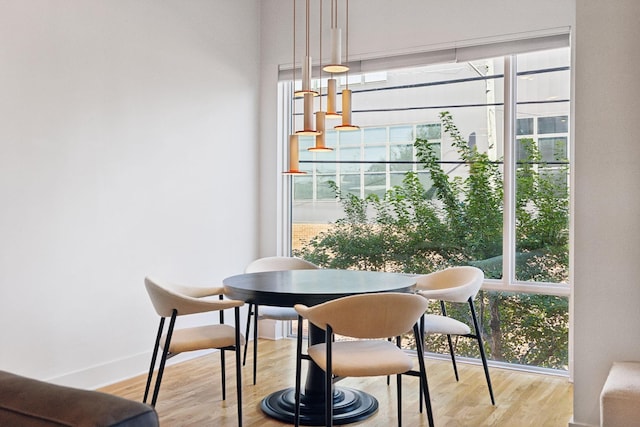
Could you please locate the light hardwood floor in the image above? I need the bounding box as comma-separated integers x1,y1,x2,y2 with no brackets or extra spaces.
100,338,573,427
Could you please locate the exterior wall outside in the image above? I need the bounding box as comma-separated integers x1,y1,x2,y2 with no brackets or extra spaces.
0,0,261,388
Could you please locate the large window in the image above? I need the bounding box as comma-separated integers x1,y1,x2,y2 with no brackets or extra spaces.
281,42,571,371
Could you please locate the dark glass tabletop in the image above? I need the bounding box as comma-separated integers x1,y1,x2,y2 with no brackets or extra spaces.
223,268,417,307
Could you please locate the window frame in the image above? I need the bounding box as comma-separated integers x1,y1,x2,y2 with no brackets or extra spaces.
278,43,571,299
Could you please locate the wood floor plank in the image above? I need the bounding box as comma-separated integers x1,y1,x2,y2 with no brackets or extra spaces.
99,339,572,426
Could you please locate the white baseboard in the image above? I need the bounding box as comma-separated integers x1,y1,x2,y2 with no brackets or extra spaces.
47,320,286,390
567,417,597,427
47,349,215,391
257,319,285,340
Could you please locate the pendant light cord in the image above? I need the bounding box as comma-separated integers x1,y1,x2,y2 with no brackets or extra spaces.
319,0,323,110
345,0,349,89
292,0,296,122
305,0,310,59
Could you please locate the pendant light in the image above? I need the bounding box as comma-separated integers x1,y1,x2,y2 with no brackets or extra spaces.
335,0,359,131
324,0,343,120
295,0,321,136
284,0,306,174
309,0,333,152
325,77,340,119
322,0,349,74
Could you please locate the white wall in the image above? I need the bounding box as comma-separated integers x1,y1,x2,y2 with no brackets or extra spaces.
0,0,260,388
572,1,640,426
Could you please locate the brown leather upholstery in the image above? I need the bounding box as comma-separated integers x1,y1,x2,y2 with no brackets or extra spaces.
0,370,158,427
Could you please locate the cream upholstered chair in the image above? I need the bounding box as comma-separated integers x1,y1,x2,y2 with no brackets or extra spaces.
143,277,245,425
293,293,434,427
242,256,319,384
415,266,494,405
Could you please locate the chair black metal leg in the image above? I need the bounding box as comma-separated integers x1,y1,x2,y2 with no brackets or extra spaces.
242,303,253,367
234,307,243,427
469,298,495,405
143,317,165,403
294,315,304,427
252,304,259,385
397,373,402,427
440,301,460,381
151,310,177,407
221,347,226,400
386,337,393,386
419,314,425,414
445,334,459,380
414,324,434,427
326,325,334,427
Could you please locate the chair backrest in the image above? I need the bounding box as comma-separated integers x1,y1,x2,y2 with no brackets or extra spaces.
144,277,243,318
295,293,428,339
415,266,484,303
244,256,319,273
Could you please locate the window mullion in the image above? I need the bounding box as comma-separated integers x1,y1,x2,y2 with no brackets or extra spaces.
278,81,294,257
502,55,517,285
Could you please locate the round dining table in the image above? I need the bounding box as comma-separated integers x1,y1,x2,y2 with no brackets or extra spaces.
223,268,417,425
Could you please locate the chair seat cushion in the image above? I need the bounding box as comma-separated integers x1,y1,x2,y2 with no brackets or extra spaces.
0,370,158,427
163,324,244,354
423,314,471,335
258,306,298,320
308,340,413,377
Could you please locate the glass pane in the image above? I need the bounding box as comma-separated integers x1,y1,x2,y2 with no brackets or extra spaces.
420,291,568,370
317,175,337,199
539,137,568,162
417,142,441,171
298,135,315,150
516,138,530,163
390,172,405,188
538,116,569,134
416,123,441,140
517,118,534,135
364,173,386,198
417,171,435,195
389,125,413,142
364,146,386,173
294,58,506,279
390,144,413,172
293,175,312,200
339,174,361,197
315,149,336,174
363,127,387,144
339,129,361,145
325,130,338,150
515,49,570,284
339,146,361,173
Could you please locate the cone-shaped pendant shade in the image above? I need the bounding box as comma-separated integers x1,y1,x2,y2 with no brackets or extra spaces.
283,134,306,175
335,89,359,131
325,78,341,119
309,111,333,152
296,92,321,135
